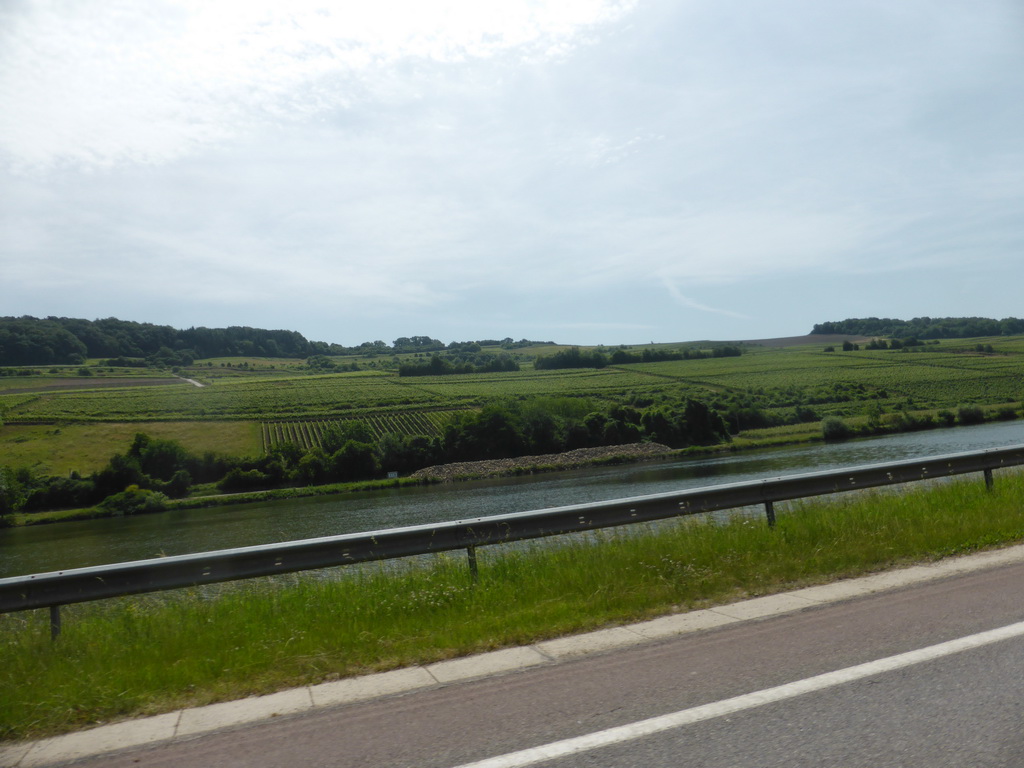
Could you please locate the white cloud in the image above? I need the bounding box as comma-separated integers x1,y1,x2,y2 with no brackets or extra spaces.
661,280,748,320
2,1,1023,346
0,0,636,170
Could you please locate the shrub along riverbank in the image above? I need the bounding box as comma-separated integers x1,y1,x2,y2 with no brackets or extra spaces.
3,471,1024,741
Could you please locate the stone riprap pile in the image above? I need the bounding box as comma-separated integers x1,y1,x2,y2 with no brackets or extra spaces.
409,443,674,482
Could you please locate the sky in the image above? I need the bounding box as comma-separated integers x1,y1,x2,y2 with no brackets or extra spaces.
2,1,1023,347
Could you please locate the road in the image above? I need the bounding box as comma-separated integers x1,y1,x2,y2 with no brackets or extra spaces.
33,560,1024,767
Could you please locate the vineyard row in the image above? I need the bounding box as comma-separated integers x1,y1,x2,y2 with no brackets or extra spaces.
260,410,463,453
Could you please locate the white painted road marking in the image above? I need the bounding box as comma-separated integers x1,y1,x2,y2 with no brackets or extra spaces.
451,619,1024,768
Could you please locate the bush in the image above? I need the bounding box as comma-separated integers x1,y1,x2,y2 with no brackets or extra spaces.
996,406,1019,421
218,468,273,493
821,416,853,441
957,405,985,426
94,487,169,517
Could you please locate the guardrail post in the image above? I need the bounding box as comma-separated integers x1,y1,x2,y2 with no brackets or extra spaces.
984,468,994,491
50,605,61,641
764,501,776,528
467,546,479,582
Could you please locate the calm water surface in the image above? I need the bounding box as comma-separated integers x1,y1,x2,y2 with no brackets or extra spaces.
3,420,1024,577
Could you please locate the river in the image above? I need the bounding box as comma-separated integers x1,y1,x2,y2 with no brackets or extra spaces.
3,420,1024,578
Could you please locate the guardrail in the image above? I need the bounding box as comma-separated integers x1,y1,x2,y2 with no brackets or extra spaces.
4,443,1024,639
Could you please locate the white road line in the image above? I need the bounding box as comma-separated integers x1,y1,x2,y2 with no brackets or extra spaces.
452,619,1024,768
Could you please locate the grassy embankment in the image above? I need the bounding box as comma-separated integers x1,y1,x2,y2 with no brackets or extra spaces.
3,471,1024,741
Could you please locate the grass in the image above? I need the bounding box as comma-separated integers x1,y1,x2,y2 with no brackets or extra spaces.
3,471,1024,741
0,422,262,475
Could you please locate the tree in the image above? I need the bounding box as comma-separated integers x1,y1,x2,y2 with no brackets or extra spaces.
93,453,146,497
129,433,190,481
0,466,25,518
295,448,330,484
321,422,374,454
329,440,379,481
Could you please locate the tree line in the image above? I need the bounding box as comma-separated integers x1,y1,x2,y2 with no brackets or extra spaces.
812,317,1024,340
0,316,556,366
0,316,326,366
398,350,520,376
534,345,742,370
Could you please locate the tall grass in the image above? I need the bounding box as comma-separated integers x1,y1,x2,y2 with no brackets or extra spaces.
3,473,1024,741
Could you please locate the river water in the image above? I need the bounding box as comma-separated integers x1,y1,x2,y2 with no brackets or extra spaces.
3,420,1024,578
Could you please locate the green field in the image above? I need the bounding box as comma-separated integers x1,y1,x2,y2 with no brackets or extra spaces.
260,410,465,452
0,422,262,476
2,336,1022,472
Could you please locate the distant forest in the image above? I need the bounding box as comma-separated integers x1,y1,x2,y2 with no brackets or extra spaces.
812,317,1024,339
0,316,551,366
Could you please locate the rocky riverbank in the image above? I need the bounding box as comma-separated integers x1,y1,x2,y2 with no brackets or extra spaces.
409,442,675,482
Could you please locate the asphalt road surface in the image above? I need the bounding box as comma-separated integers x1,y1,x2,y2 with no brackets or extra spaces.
61,561,1024,768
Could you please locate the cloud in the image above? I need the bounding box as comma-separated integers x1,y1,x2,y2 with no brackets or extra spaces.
661,279,749,320
0,0,637,170
2,1,1023,347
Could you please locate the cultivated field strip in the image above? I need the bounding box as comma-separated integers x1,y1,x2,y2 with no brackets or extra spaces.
261,410,464,452
403,368,683,399
3,373,445,422
0,393,41,412
4,343,1022,427
622,352,1024,407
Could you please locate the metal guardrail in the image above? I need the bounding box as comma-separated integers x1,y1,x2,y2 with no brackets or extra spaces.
4,443,1024,638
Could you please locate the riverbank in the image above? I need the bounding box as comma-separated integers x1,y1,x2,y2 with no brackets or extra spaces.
5,443,682,527
408,442,676,482
5,409,1020,529
3,470,1023,741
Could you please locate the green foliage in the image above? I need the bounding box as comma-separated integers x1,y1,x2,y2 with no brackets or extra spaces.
329,440,379,481
814,316,1024,339
534,347,609,370
305,355,359,373
398,351,519,377
0,315,355,365
319,421,374,454
957,404,986,426
608,346,736,364
128,433,190,481
822,416,853,441
218,468,274,492
15,434,207,512
0,466,26,518
392,336,445,353
94,486,169,517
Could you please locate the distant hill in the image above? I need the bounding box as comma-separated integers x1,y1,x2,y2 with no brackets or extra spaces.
811,317,1024,340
